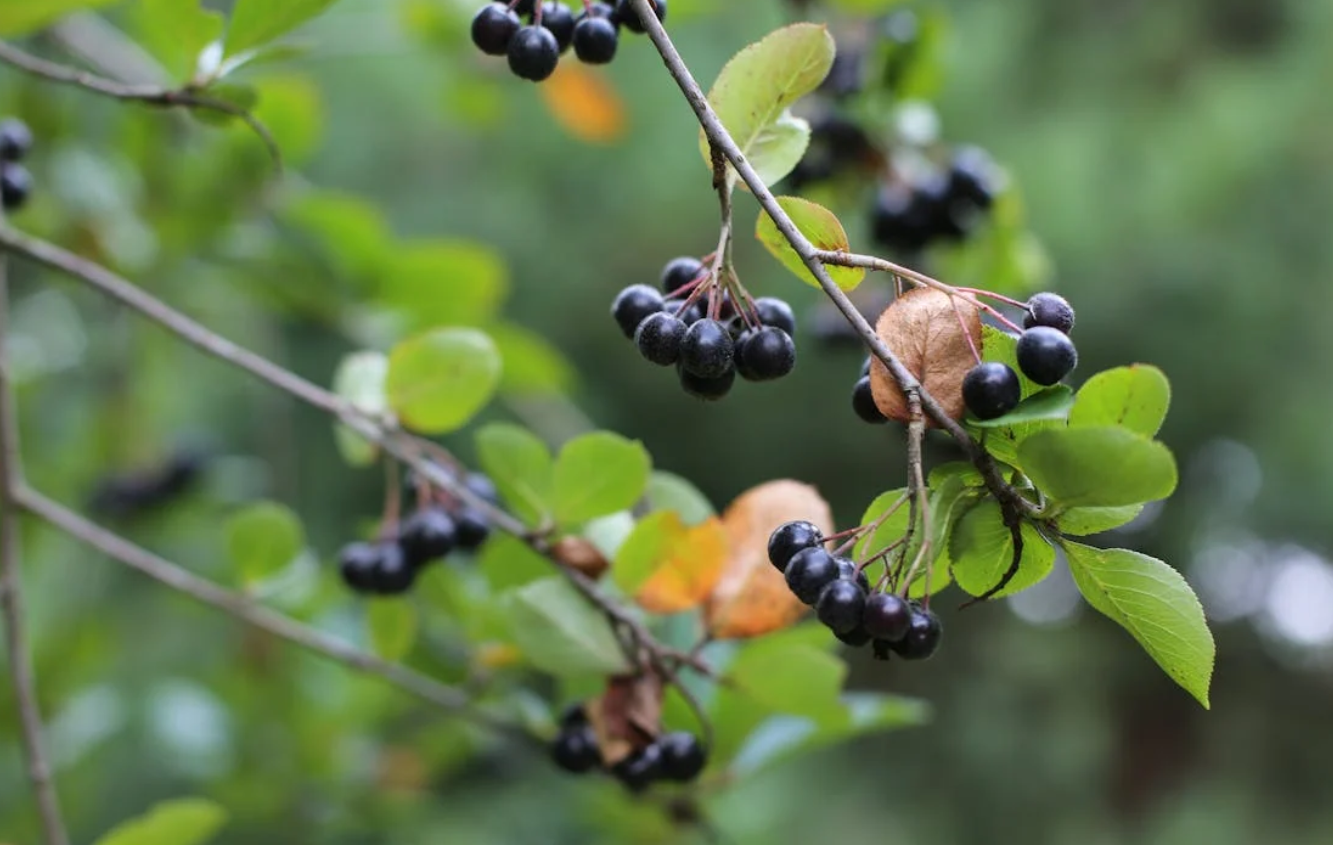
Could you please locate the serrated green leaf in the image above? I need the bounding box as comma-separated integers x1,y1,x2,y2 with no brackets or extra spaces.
0,0,119,37
475,423,553,526
552,431,651,526
1069,365,1171,437
331,351,388,467
968,385,1074,428
379,240,509,332
755,197,863,291
1057,504,1145,536
613,511,681,596
503,577,631,677
385,328,501,434
644,471,714,526
949,500,1054,597
1020,427,1177,508
226,0,342,56
226,502,304,586
93,797,228,845
366,599,418,662
1064,542,1214,707
701,23,836,187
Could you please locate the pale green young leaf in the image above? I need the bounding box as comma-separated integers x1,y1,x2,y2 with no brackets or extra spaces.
226,0,342,56
0,0,119,37
552,431,651,526
331,351,388,467
366,599,419,662
968,385,1074,428
613,511,681,596
755,197,864,290
93,797,228,845
474,422,553,526
1068,364,1171,437
226,501,304,586
1057,504,1145,536
503,577,631,677
1019,426,1177,507
385,328,501,434
644,471,714,526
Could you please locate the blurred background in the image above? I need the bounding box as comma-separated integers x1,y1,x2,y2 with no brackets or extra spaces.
3,0,1333,842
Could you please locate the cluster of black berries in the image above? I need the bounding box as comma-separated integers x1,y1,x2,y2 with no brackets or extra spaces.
551,704,707,791
611,256,798,401
471,0,665,82
963,292,1078,420
768,521,942,660
89,447,207,518
785,113,876,191
870,146,1002,254
337,473,498,595
0,119,33,212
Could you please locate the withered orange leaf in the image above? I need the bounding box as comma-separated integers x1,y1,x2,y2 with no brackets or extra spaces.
538,63,626,145
705,480,834,639
635,516,728,614
869,287,981,425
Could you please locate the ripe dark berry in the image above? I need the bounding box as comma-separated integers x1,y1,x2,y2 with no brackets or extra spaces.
754,297,796,335
835,626,872,647
852,376,886,424
611,744,663,791
657,732,706,782
1,164,31,211
735,327,795,381
551,726,601,773
559,702,588,727
962,362,1021,420
634,312,686,366
660,256,704,294
1016,326,1078,386
572,14,619,63
785,547,840,605
537,2,576,52
663,297,704,326
945,146,1000,210
767,520,823,572
465,472,500,505
398,507,457,566
471,3,521,55
862,592,911,641
679,319,734,378
836,558,872,594
0,119,32,162
816,579,867,635
453,506,492,550
611,284,664,338
507,25,560,81
871,183,931,253
615,0,666,33
338,542,381,593
1023,292,1075,334
678,365,734,401
372,542,416,594
890,605,942,660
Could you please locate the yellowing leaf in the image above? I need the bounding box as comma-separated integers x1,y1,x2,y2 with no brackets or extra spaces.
868,288,981,424
636,516,728,614
755,197,864,291
539,63,627,144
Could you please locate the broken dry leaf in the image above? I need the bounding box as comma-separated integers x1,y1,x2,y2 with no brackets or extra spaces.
588,673,663,765
869,287,981,425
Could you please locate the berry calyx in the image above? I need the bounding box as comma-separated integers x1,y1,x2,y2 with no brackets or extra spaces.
572,13,619,64
735,327,795,381
784,546,840,605
538,2,576,52
659,256,704,294
890,605,942,660
679,319,734,379
1016,326,1078,386
767,520,823,572
677,365,734,401
1,164,31,211
611,743,663,792
507,25,560,81
551,726,601,773
862,592,911,641
754,297,796,335
338,542,381,593
962,362,1021,420
852,376,886,423
816,578,867,635
1023,292,1075,334
615,0,666,33
0,119,32,162
657,732,706,782
398,507,457,566
611,284,664,338
634,311,686,366
372,543,416,594
472,4,520,55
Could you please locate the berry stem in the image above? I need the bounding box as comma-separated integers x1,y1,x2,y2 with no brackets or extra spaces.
952,297,984,366
896,395,933,600
958,287,1027,309
380,455,402,539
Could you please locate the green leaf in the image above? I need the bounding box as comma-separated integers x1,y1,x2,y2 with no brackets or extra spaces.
477,534,550,592
331,351,388,467
975,325,1058,465
644,471,714,526
1068,365,1171,438
503,577,631,677
755,197,864,291
226,0,343,56
366,599,418,662
949,500,1054,598
475,423,553,526
1057,504,1145,536
131,0,225,82
701,23,836,186
280,191,391,286
552,431,651,525
0,0,119,36
225,502,304,586
186,83,258,127
927,461,984,489
1063,542,1214,707
251,75,323,166
613,511,680,595
968,385,1074,428
1019,427,1178,508
908,476,973,597
490,321,575,395
385,328,501,434
379,240,509,331
853,488,911,562
93,797,228,845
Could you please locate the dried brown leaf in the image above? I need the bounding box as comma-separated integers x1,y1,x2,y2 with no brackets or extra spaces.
869,287,981,425
588,673,663,765
552,536,609,580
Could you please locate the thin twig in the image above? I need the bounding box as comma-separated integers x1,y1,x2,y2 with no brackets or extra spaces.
0,234,70,845
898,394,932,601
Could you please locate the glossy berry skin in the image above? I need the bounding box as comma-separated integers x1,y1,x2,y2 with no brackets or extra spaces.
735,327,795,381
611,284,664,338
679,319,734,378
507,25,560,81
471,4,521,55
552,726,601,773
836,558,872,594
0,119,32,161
635,312,686,366
835,626,872,647
399,507,457,566
1,164,30,211
852,376,886,424
1016,326,1078,386
615,0,666,33
338,542,381,593
453,506,492,550
612,744,664,792
816,579,867,635
962,362,1021,420
862,592,911,641
572,14,618,63
372,542,416,595
754,297,796,335
767,520,823,572
660,256,703,294
538,2,576,52
890,606,942,660
1023,292,1075,334
785,547,840,605
678,365,734,401
657,732,706,782
663,297,704,326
